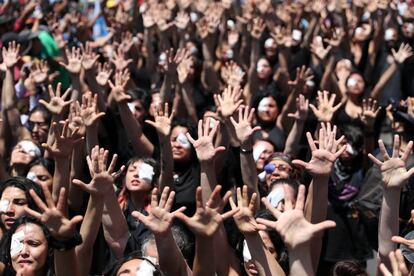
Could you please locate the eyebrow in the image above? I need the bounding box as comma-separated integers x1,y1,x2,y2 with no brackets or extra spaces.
117,269,130,276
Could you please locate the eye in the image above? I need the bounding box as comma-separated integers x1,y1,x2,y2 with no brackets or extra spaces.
27,240,41,247
13,199,27,206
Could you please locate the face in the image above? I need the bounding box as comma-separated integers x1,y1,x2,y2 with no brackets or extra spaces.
402,22,414,38
346,73,365,95
256,58,272,80
244,231,276,276
257,97,279,123
129,100,146,122
265,160,292,188
253,140,274,171
117,259,157,276
1,187,28,229
264,38,277,58
28,111,49,144
11,223,48,273
10,142,37,167
27,165,53,191
124,161,153,193
385,28,399,48
170,126,192,163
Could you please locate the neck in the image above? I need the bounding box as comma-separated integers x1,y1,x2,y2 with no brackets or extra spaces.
130,191,148,210
347,94,361,105
10,164,26,177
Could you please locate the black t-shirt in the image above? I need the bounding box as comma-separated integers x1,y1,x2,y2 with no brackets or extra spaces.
172,162,200,216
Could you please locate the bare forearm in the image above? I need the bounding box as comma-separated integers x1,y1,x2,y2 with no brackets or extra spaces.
53,158,71,205
370,62,397,100
284,120,305,155
2,69,17,110
158,136,174,190
240,141,259,209
289,246,314,276
55,249,81,276
181,84,198,123
193,236,215,276
69,142,86,212
200,161,216,205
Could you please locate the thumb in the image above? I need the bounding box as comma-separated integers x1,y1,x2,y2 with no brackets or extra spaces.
215,146,226,154
72,179,89,192
291,159,308,169
313,220,336,233
392,235,410,245
174,211,191,224
70,215,83,226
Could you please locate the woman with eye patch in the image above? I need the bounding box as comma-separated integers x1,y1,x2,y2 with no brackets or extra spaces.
26,158,54,191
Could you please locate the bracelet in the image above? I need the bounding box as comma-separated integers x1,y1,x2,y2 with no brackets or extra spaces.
240,147,253,154
50,232,83,251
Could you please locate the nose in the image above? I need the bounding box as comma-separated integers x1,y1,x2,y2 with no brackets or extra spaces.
20,243,30,257
6,203,15,215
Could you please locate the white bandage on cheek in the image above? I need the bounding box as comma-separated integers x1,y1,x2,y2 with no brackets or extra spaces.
407,23,414,33
19,141,41,157
306,80,315,87
292,29,302,41
267,188,285,208
26,172,38,182
258,98,271,112
243,240,252,262
0,200,10,213
225,49,234,59
136,260,156,275
176,133,191,149
253,145,266,162
127,102,135,113
208,117,216,129
355,27,363,36
385,29,395,41
159,53,167,66
258,171,266,182
227,19,235,29
138,163,155,183
190,12,198,23
347,78,357,87
398,2,408,16
10,230,25,258
264,38,274,48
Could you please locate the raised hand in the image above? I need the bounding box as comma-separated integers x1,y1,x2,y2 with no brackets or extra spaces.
186,119,225,162
214,85,243,118
310,36,332,61
229,186,260,234
309,90,342,122
108,70,131,103
60,47,82,74
379,250,409,276
164,48,189,80
25,183,83,239
80,92,105,127
324,29,344,49
96,62,113,86
145,103,174,138
257,185,336,249
132,187,186,237
42,120,83,158
177,52,193,84
196,17,210,40
38,83,72,116
175,186,237,237
110,48,133,72
287,94,309,121
292,123,346,177
392,43,413,64
230,106,261,144
81,42,100,71
360,98,381,128
221,61,245,88
30,60,49,84
68,101,86,138
368,135,414,189
288,66,314,91
250,17,265,40
2,41,21,69
72,146,118,197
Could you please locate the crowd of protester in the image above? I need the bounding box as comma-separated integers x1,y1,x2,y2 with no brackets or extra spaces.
1,0,414,275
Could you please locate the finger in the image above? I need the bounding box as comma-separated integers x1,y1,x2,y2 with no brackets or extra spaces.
379,139,390,160
292,159,308,169
368,153,383,166
402,141,413,163
171,206,187,216
107,154,118,174
242,185,249,207
131,210,148,222
313,220,336,233
195,187,203,210
392,135,400,158
294,185,306,211
379,263,392,276
159,187,170,209
221,207,239,220
165,191,175,212
229,197,237,210
306,132,317,151
41,183,55,208
256,218,277,230
72,179,89,192
395,249,409,274
24,206,42,220
261,197,281,219
29,189,48,212
248,193,257,211
236,187,242,208
56,188,67,212
150,188,158,209
174,211,191,225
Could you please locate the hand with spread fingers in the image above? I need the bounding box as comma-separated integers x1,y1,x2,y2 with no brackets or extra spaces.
81,42,100,71
68,101,86,138
230,106,261,145
80,92,105,127
360,98,381,128
229,186,260,234
110,48,133,72
60,47,83,74
145,103,174,138
25,184,83,239
72,146,120,197
2,41,21,69
379,249,409,276
214,85,244,119
132,187,186,237
186,119,225,162
38,83,72,116
42,120,84,159
368,135,414,189
309,90,342,123
30,60,49,84
292,123,346,177
96,62,113,86
257,185,336,250
287,94,309,121
175,186,237,237
108,70,131,103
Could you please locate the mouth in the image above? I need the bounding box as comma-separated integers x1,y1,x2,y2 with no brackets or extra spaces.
5,218,16,227
18,260,33,265
247,264,258,275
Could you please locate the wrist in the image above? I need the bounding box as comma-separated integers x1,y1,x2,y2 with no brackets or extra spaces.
50,231,83,251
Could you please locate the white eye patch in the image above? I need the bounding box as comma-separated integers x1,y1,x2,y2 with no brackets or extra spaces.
346,143,357,156
136,259,156,275
264,38,274,48
10,230,25,258
138,163,155,183
258,98,271,112
256,63,265,74
26,171,38,182
292,29,302,41
176,133,191,149
253,145,266,162
385,29,395,41
127,102,135,113
19,141,41,157
208,117,216,129
347,78,357,87
243,240,252,262
0,200,10,213
267,188,285,208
